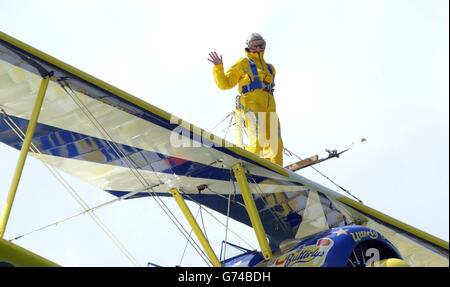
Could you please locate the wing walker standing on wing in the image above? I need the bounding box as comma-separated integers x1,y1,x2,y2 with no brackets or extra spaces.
208,33,284,166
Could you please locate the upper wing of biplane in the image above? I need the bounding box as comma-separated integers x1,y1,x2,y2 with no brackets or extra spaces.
0,31,448,266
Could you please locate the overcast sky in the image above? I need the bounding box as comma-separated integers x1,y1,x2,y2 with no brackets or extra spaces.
0,0,448,266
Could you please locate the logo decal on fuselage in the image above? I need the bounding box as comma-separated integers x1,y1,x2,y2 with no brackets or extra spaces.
351,230,379,242
272,238,334,267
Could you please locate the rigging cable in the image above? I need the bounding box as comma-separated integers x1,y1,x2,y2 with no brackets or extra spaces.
209,111,233,134
223,187,232,261
222,175,235,261
62,82,214,266
182,192,256,251
284,147,363,203
247,174,293,235
199,203,209,242
178,207,200,266
0,110,140,266
14,81,212,266
8,182,165,242
222,111,234,141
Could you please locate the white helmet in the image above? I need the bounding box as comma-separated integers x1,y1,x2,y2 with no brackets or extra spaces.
246,33,266,49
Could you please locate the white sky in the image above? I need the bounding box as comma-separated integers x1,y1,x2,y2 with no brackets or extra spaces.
0,0,448,266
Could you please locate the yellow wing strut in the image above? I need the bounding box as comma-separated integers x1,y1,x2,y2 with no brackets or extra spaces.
170,187,221,267
0,76,50,238
232,163,272,260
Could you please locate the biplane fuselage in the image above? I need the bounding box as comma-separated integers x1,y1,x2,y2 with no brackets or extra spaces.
223,225,405,267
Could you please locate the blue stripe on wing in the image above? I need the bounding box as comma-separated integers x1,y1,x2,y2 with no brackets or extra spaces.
0,114,301,186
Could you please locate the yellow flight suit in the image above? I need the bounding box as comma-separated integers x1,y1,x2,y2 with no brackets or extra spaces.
212,49,284,166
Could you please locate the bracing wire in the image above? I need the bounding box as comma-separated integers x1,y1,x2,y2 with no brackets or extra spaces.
178,207,200,266
209,112,233,134
8,187,158,242
182,192,256,251
5,81,213,266
199,204,209,242
61,83,214,266
0,112,140,266
284,147,363,203
247,175,292,235
223,192,232,261
222,112,234,140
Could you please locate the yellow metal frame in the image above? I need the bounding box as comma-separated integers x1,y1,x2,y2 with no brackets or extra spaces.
0,237,59,266
0,31,287,178
338,196,449,251
170,188,221,267
232,163,272,260
0,76,50,238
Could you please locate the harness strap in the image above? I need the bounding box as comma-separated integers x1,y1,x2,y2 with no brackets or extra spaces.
241,59,275,95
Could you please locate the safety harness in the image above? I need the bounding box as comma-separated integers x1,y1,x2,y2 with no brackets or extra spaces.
241,58,275,95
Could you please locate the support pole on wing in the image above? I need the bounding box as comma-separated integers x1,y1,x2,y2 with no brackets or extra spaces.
0,76,50,238
231,163,272,260
170,187,221,267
